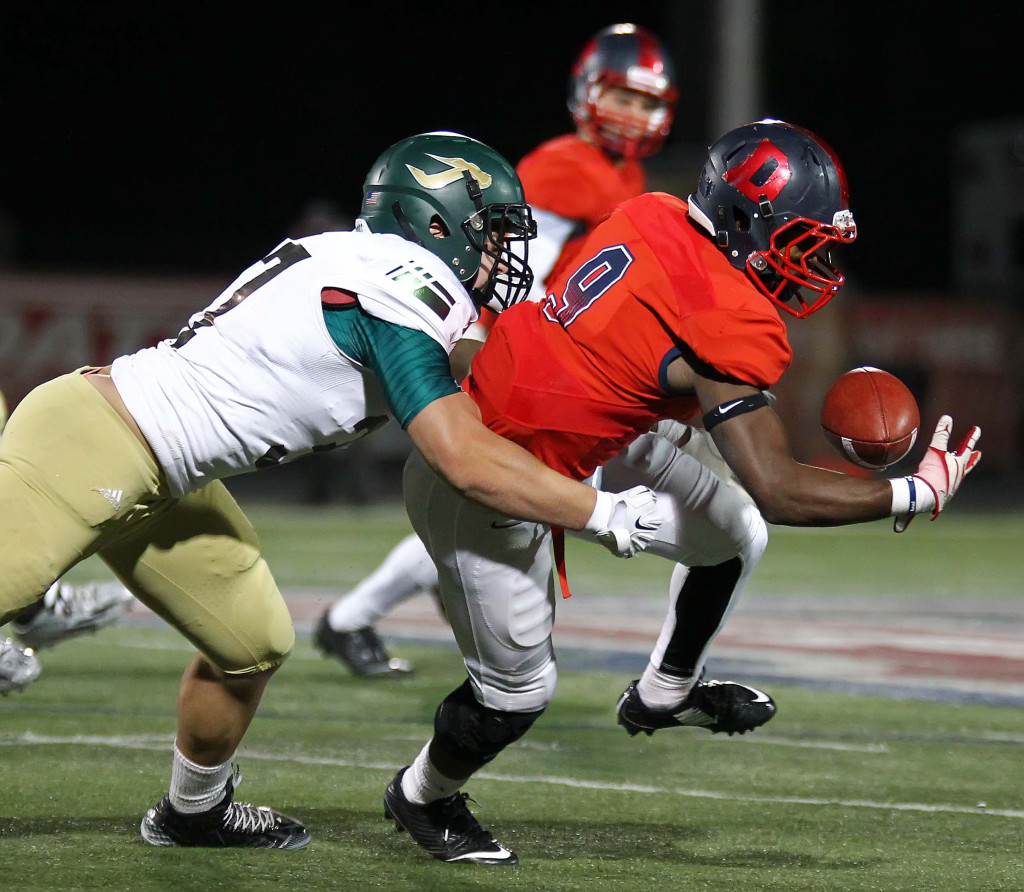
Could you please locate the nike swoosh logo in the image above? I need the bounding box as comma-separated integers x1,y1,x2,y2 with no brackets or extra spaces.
717,399,745,414
448,846,516,861
491,519,522,529
635,518,660,531
405,154,493,190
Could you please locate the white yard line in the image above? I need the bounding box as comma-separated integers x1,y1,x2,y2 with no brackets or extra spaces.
3,732,1020,820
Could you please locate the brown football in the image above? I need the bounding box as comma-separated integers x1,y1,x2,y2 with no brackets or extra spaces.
820,367,920,470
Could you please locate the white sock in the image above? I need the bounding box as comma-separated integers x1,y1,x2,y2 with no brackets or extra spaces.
637,663,698,710
327,534,438,632
401,741,466,805
41,582,61,609
168,745,233,814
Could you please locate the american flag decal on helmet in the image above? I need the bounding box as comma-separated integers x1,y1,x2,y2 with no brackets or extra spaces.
364,190,380,207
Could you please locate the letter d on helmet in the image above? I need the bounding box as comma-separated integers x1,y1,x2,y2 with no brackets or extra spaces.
688,119,857,318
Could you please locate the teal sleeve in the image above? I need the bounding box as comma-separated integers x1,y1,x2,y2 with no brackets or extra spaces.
322,308,461,429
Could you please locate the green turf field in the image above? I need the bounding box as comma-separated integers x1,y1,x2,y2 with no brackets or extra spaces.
3,504,1024,890
2,634,1023,891
197,501,1024,601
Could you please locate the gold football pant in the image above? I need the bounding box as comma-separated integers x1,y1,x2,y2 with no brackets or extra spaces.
0,371,293,674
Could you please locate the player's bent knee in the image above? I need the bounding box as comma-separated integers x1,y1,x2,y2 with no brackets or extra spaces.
214,620,294,675
203,578,295,674
477,656,557,713
432,679,546,773
219,642,294,676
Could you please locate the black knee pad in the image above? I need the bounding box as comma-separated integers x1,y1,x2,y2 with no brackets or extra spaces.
430,678,544,776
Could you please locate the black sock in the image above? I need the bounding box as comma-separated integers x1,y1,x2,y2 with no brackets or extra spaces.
659,557,742,676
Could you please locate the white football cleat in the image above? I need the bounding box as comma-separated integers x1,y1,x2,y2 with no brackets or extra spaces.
12,581,134,649
0,638,41,695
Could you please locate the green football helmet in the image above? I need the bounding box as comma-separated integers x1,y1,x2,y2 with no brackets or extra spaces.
358,131,537,312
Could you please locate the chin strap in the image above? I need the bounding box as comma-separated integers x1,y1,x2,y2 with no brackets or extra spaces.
462,169,485,212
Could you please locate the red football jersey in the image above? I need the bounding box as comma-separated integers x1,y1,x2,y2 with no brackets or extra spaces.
517,134,645,287
466,193,793,480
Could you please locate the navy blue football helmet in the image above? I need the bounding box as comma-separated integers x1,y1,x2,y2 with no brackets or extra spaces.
688,119,857,317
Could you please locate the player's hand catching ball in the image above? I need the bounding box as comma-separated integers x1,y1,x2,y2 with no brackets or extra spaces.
584,485,667,557
891,415,981,533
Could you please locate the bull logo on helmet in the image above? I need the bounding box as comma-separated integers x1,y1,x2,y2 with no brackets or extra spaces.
405,154,493,191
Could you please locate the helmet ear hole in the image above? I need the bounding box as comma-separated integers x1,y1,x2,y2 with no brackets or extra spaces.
732,206,751,233
428,215,451,238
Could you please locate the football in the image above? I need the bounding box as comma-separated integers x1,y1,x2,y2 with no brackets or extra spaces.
820,366,920,470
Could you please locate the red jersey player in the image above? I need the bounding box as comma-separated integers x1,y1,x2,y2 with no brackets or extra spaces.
383,120,981,866
517,22,674,301
317,23,680,676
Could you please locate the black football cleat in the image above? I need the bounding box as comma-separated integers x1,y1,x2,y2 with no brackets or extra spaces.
617,676,776,737
140,770,310,849
313,614,413,678
384,767,517,865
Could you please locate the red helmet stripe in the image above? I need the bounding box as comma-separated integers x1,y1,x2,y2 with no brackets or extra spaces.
572,37,598,79
634,29,661,73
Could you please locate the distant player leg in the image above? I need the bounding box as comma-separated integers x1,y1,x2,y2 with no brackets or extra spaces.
314,532,433,676
0,637,41,695
11,579,134,649
327,532,437,630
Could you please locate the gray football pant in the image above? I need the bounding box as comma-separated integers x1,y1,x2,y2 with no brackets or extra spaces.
403,432,767,712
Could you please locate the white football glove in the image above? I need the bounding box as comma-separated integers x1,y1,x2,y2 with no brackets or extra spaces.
584,485,667,558
891,415,981,533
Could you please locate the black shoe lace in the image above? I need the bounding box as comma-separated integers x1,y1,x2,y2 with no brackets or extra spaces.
436,793,491,844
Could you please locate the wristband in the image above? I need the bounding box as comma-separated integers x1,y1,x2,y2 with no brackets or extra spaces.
889,476,936,516
584,490,613,533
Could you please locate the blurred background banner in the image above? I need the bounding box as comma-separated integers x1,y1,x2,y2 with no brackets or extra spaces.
3,1,1023,500
0,272,217,405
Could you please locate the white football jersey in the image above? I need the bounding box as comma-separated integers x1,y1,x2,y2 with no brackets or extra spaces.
112,229,477,497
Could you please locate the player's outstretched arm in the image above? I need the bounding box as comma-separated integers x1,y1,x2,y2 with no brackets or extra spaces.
694,377,980,529
407,392,664,556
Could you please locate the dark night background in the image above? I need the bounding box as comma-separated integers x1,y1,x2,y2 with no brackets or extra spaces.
3,3,1024,291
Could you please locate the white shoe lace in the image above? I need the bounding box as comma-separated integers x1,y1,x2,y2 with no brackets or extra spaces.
222,801,279,834
219,767,279,835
